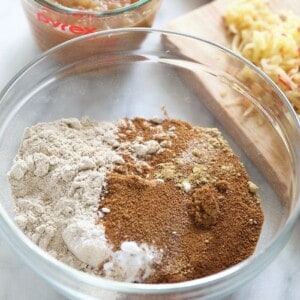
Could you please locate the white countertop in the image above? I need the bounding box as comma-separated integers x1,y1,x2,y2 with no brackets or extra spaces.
0,0,300,299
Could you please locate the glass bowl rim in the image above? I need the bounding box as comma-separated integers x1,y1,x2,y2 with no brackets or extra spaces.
0,27,299,295
33,0,156,16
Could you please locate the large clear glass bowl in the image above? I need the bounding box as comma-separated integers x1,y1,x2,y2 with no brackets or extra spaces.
0,28,299,300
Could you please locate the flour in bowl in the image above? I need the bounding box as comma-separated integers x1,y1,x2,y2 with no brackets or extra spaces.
8,118,162,281
8,117,263,283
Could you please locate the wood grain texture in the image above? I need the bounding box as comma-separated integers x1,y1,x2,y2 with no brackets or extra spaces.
165,0,297,202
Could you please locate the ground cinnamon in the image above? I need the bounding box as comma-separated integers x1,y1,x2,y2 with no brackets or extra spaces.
99,118,264,283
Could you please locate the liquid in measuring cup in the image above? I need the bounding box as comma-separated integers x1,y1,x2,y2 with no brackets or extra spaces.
22,0,161,50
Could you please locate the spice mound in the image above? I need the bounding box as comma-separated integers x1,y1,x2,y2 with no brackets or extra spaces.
8,117,264,283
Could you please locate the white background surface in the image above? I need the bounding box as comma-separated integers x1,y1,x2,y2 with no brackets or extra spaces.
0,0,300,299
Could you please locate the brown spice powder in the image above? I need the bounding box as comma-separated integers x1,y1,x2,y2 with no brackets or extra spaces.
99,118,264,283
187,186,220,228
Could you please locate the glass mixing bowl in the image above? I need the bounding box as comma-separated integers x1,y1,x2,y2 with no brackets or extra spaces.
0,28,299,300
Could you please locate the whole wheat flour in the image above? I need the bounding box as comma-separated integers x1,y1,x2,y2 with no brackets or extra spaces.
8,118,162,281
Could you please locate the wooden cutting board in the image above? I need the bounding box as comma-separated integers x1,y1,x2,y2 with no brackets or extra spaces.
165,0,299,202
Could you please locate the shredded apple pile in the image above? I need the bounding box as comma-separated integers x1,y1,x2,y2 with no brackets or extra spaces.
224,0,300,114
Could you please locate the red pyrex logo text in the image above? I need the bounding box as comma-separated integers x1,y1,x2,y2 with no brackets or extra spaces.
37,12,96,35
